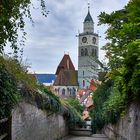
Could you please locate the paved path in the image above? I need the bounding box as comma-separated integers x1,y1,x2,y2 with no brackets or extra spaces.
63,134,109,140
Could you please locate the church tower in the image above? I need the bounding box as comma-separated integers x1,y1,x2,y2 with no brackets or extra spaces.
78,6,99,89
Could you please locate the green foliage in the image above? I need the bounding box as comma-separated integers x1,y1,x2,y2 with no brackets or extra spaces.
98,0,140,99
0,55,38,88
91,81,127,133
91,80,114,132
41,87,83,124
0,0,48,53
0,55,82,125
0,58,20,119
67,98,85,114
39,86,62,113
60,99,83,125
20,84,82,125
91,0,140,132
0,55,38,119
102,90,126,124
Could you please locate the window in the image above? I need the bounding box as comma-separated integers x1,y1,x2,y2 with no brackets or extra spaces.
72,88,76,96
83,80,85,88
95,49,97,57
62,88,65,95
85,48,88,56
69,88,72,95
83,71,84,76
92,49,95,56
81,49,84,56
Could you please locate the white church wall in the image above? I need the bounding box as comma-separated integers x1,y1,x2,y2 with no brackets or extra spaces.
54,86,78,99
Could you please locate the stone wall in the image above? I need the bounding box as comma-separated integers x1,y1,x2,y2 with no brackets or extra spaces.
103,102,140,140
12,102,68,140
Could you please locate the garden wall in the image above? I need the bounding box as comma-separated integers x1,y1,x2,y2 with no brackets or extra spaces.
12,102,68,140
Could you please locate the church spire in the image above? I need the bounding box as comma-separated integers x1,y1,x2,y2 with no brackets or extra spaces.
84,3,93,23
83,3,94,33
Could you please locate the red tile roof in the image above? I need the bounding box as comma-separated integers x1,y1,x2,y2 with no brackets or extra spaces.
55,54,75,75
54,70,78,86
89,79,97,90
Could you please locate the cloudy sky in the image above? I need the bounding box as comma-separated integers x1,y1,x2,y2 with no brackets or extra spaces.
21,0,129,74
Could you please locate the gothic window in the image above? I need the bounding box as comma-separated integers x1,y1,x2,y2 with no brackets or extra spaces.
95,49,97,57
92,49,95,56
62,88,65,95
69,88,72,95
81,49,84,56
85,48,88,56
83,80,85,88
72,88,76,96
58,88,60,93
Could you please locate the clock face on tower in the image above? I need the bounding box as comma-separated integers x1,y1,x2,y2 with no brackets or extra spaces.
82,37,87,43
92,37,96,44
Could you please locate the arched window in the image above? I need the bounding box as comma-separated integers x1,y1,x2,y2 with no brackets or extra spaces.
81,49,84,56
58,88,60,94
83,80,85,88
95,49,97,57
92,49,95,56
69,88,72,95
85,48,88,56
62,88,65,95
72,88,76,96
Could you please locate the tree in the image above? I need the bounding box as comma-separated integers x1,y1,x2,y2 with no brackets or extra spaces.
90,0,140,132
98,0,140,99
0,0,48,53
67,98,85,114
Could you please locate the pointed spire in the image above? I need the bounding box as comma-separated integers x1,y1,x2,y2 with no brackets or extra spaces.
84,2,93,23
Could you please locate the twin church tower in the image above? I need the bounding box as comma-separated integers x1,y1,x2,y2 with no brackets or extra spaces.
78,7,99,89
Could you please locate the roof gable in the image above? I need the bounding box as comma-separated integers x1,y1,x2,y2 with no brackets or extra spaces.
55,54,75,75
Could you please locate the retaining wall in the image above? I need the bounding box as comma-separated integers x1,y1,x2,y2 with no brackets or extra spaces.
103,102,140,140
12,102,68,140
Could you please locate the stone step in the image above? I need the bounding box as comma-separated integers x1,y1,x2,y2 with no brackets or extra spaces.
91,134,108,138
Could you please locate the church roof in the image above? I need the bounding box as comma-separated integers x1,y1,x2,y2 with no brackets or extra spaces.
84,11,93,23
55,54,75,75
36,74,56,84
54,70,78,86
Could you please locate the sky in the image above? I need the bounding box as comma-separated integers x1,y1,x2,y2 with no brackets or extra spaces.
20,0,129,74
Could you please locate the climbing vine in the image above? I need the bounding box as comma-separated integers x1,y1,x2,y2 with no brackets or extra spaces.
0,59,19,119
